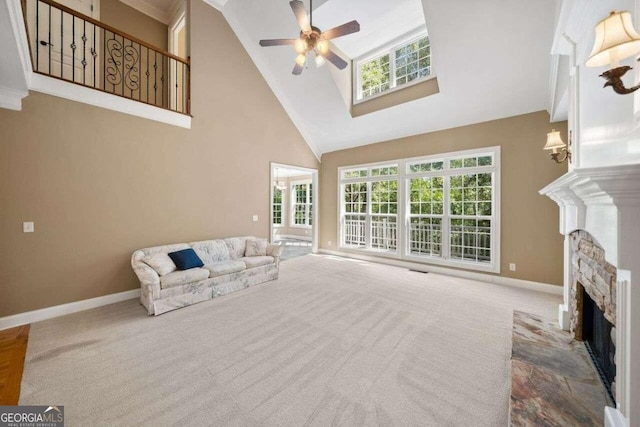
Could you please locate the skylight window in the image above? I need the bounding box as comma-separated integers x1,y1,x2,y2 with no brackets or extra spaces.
355,32,432,102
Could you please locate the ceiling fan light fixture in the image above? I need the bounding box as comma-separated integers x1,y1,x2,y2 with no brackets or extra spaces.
295,53,307,67
315,52,326,67
317,39,329,55
294,38,307,54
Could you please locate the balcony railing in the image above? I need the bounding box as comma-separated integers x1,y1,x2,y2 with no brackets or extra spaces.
371,216,397,251
22,0,190,115
343,215,366,247
344,215,491,262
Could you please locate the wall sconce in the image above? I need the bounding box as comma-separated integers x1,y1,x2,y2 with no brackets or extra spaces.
586,11,640,94
544,129,571,163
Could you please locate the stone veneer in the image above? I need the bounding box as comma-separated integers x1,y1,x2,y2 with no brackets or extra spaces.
570,230,617,340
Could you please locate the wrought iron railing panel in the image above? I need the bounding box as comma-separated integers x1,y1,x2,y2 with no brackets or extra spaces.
22,0,190,115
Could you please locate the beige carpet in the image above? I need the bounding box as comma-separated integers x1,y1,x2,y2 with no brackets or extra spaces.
20,254,560,426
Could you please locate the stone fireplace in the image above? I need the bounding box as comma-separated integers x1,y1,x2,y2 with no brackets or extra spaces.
540,165,640,427
569,229,617,401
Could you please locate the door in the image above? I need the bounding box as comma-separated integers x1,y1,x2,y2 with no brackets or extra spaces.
26,0,100,86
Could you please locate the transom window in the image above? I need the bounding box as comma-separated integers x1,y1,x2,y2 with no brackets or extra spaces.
356,32,432,101
291,180,312,228
339,148,500,273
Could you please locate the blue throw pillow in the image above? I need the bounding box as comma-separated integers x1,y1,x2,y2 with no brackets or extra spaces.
168,249,204,270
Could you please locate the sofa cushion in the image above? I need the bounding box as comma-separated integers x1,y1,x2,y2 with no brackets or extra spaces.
160,268,209,289
240,256,275,269
142,252,177,276
224,237,254,260
168,249,204,270
205,260,246,278
245,238,268,257
191,240,230,265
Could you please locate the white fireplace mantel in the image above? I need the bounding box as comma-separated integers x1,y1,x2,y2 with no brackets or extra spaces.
540,163,640,427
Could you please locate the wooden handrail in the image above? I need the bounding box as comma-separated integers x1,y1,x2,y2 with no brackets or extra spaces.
36,0,189,65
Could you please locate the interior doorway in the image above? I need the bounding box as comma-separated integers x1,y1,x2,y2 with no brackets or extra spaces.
270,163,319,261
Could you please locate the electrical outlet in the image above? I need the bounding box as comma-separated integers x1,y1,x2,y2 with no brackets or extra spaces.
252,215,258,222
509,263,516,272
23,222,35,233
328,240,332,246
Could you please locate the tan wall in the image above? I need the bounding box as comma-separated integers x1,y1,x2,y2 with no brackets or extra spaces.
0,0,318,316
100,0,168,50
319,111,567,286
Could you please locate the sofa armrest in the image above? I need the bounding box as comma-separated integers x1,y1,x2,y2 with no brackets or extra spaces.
131,251,161,293
267,244,283,267
267,244,284,257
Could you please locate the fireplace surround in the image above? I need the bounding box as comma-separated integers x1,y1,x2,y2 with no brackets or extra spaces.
540,165,640,427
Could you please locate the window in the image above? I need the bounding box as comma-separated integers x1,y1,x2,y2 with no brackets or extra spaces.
340,165,399,252
338,148,500,273
408,176,444,257
356,32,432,101
272,186,284,227
291,180,312,227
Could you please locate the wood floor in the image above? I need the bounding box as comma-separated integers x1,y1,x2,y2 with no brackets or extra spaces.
0,325,29,405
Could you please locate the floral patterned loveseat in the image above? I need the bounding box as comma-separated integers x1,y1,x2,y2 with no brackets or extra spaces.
131,236,283,315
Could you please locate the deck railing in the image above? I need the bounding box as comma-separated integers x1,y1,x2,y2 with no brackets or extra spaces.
22,0,190,115
344,216,491,262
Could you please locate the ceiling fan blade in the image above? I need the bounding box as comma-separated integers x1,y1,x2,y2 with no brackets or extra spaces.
292,63,304,75
324,49,348,70
259,38,298,47
290,0,311,33
322,20,360,40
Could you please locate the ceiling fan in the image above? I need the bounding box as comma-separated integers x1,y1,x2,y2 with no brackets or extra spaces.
259,0,360,75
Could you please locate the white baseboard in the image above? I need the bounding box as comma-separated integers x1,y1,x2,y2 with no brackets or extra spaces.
318,249,563,296
276,234,313,242
0,289,140,331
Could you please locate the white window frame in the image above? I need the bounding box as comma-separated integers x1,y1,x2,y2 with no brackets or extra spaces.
290,179,312,229
272,185,285,228
339,165,400,254
338,147,501,273
353,26,434,104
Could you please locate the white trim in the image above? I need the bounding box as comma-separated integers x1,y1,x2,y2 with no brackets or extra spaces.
318,249,562,295
0,289,140,331
168,7,187,111
30,73,192,128
0,85,28,111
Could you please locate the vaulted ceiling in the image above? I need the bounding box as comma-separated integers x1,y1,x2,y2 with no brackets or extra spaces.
160,0,557,158
219,0,557,157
